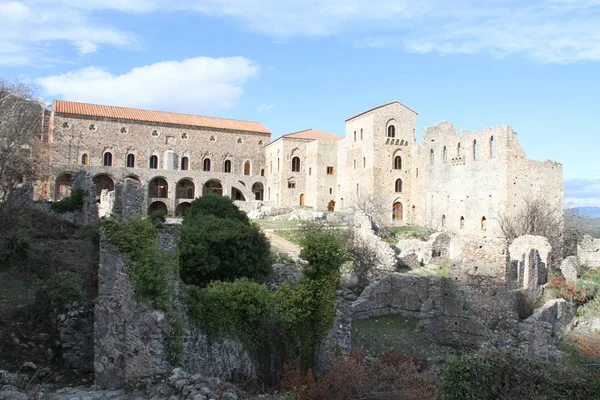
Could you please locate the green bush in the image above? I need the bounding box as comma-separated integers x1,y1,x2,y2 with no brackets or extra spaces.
441,349,600,399
103,218,177,310
179,208,271,286
185,194,249,223
51,189,84,213
0,234,30,269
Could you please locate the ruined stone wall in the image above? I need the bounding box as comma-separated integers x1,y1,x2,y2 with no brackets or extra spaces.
95,230,256,389
578,235,600,267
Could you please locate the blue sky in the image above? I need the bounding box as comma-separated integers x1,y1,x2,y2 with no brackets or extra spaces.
1,0,599,206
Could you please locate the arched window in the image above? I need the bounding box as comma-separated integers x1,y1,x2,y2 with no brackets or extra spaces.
490,136,496,158
181,156,189,171
126,154,135,168
443,146,448,163
394,155,402,170
460,216,465,229
244,161,251,175
224,160,232,173
81,153,89,165
481,216,487,231
291,156,300,172
260,169,265,176
442,215,446,228
473,139,478,160
395,178,403,193
103,152,112,167
203,158,211,171
430,149,434,165
149,155,158,169
387,125,396,138
457,142,461,157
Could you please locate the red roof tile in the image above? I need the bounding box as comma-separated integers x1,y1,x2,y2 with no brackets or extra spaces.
52,100,270,134
282,128,343,141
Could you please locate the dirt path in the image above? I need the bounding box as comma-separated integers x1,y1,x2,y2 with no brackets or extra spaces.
263,230,301,257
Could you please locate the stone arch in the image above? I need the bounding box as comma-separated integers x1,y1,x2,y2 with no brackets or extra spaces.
148,201,168,215
392,201,403,221
92,174,115,196
252,182,264,200
203,179,223,196
149,177,168,198
231,187,246,201
123,175,141,184
175,202,191,217
244,161,252,176
176,178,195,200
203,158,211,172
55,172,73,200
393,151,403,170
299,193,305,206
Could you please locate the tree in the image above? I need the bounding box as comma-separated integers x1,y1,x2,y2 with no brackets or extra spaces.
179,195,271,286
0,79,48,209
498,197,587,259
348,192,388,228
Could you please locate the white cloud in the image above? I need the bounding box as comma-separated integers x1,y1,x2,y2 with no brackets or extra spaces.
256,104,274,112
38,56,260,114
565,179,600,207
3,1,600,64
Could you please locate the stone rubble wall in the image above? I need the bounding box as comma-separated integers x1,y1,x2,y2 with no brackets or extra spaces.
58,303,94,372
578,235,600,268
95,229,256,390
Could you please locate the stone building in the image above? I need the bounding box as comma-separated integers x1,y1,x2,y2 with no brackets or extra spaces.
47,99,563,236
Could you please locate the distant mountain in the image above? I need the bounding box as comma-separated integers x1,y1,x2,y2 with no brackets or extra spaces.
574,207,600,218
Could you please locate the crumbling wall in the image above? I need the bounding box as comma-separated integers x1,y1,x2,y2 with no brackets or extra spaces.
578,235,600,268
95,229,256,389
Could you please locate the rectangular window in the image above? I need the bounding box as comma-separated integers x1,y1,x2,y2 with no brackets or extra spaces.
309,167,312,176
288,182,296,189
327,166,334,175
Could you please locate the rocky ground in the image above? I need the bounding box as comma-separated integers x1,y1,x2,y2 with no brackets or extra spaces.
0,367,287,400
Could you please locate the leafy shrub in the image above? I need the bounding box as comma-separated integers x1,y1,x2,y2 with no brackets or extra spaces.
547,275,597,305
103,218,177,310
441,349,600,400
179,212,271,286
149,210,166,227
281,350,435,400
185,194,249,223
51,189,84,213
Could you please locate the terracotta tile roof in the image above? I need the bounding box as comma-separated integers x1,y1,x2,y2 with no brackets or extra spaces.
282,128,343,141
52,100,270,134
345,100,418,122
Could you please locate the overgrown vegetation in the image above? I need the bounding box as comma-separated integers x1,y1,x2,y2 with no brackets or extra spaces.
179,195,272,286
380,225,434,245
50,189,84,213
185,218,348,382
441,349,600,400
103,217,177,310
281,350,435,400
